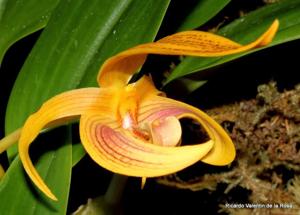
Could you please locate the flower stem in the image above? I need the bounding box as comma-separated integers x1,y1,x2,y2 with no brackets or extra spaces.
104,174,128,206
0,128,21,154
0,164,4,179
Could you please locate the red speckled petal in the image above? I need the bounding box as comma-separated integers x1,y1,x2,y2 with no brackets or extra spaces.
98,20,278,87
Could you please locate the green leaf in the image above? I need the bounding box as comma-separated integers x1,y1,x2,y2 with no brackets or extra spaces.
177,0,230,31
2,0,169,213
72,143,85,167
0,0,59,63
177,78,207,94
0,127,72,215
6,0,169,155
165,0,300,85
165,77,207,98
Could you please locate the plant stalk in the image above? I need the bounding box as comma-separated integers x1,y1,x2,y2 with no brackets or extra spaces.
104,174,128,206
0,128,21,153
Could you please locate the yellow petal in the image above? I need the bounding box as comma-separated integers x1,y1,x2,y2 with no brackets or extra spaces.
117,76,164,127
141,177,147,189
79,113,213,177
19,88,116,200
98,20,279,87
129,75,164,99
138,96,235,165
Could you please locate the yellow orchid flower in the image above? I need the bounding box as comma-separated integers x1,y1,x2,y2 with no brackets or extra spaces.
0,20,278,201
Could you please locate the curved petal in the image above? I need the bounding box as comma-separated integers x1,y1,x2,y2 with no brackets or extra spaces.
19,88,116,200
79,113,213,177
130,76,164,99
138,96,235,166
117,76,164,126
98,20,279,87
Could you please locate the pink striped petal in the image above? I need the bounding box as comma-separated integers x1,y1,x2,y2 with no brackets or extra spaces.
79,113,213,177
138,96,235,165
